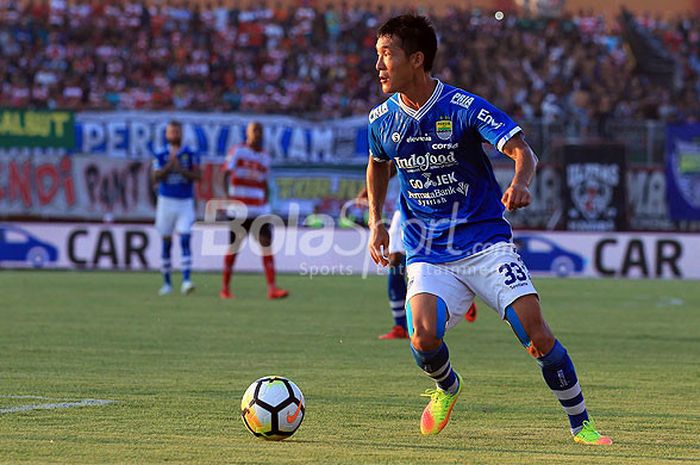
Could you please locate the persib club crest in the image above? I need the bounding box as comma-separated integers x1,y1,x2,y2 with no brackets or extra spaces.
435,119,453,141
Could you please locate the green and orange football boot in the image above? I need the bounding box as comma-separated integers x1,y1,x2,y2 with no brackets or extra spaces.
419,373,463,435
573,419,613,445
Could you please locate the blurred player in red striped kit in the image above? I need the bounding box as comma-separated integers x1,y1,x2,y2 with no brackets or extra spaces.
220,121,289,300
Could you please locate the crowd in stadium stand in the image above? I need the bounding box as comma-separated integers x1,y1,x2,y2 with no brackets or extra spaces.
1,1,698,131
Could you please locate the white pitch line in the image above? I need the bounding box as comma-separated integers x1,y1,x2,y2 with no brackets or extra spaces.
0,399,116,414
0,395,52,400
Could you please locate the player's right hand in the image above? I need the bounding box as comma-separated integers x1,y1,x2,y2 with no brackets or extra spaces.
501,182,532,211
368,223,390,266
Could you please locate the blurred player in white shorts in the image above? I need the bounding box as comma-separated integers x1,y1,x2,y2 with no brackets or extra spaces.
152,120,201,296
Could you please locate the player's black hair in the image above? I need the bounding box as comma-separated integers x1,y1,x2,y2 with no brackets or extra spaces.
167,120,182,129
377,14,437,72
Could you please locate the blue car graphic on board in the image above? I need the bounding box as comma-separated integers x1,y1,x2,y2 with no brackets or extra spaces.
0,225,59,268
513,235,585,277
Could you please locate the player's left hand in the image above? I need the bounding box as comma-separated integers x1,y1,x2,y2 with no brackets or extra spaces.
501,183,532,211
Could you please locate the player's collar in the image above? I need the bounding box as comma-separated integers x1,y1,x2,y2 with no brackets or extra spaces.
395,80,444,121
165,143,185,155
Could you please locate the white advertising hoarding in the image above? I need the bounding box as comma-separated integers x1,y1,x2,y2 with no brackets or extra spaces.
0,222,698,279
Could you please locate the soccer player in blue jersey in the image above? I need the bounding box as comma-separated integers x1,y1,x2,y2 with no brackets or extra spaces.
152,120,201,296
365,15,612,445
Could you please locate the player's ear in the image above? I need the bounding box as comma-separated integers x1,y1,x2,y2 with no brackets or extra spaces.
411,51,425,70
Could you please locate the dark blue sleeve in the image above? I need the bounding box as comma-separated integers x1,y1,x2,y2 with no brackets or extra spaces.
468,97,521,152
152,152,165,169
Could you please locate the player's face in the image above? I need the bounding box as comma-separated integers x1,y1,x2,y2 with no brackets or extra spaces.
246,122,263,149
375,35,413,94
165,124,182,146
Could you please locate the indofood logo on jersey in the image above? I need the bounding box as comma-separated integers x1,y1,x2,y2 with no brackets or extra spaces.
435,119,453,141
395,152,457,171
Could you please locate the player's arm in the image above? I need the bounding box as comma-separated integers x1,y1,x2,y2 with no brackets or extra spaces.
366,157,391,266
356,161,396,203
500,133,538,211
178,163,202,181
222,148,237,197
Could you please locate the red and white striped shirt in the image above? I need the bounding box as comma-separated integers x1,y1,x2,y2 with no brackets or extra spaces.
224,144,271,217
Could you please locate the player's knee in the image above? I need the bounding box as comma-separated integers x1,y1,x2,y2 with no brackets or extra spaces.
228,228,246,252
259,235,272,248
406,294,447,352
179,233,191,251
528,326,555,358
257,226,272,248
506,304,555,358
410,330,441,352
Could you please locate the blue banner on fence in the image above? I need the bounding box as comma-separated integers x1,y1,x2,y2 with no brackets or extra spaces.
666,124,700,221
72,111,368,163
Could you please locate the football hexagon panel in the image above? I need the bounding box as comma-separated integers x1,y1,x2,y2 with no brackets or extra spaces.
240,382,257,411
241,403,272,436
288,380,304,406
276,400,305,433
255,378,293,409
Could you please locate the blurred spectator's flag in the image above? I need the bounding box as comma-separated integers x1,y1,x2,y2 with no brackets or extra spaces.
619,9,676,86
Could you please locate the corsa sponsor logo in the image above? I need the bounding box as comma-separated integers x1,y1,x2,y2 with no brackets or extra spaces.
431,142,458,150
394,151,458,171
477,108,505,130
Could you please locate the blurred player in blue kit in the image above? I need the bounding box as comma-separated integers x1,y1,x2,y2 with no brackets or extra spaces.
152,120,201,296
365,15,611,444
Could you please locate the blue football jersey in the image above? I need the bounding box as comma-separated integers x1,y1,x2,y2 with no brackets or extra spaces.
153,146,200,199
368,80,522,264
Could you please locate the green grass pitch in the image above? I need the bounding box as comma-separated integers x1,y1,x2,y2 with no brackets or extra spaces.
0,271,698,464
